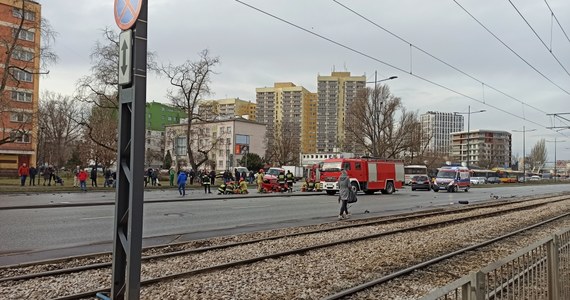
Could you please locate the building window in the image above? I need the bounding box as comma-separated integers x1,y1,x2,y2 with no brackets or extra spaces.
175,136,187,156
167,116,172,121
10,131,30,143
10,112,30,122
11,69,32,82
12,28,35,41
11,90,32,102
13,8,36,21
13,49,34,62
227,126,231,133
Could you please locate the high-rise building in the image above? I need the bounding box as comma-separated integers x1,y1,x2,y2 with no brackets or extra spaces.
316,72,366,152
256,82,317,153
0,0,41,175
450,129,512,168
420,111,464,153
198,98,257,121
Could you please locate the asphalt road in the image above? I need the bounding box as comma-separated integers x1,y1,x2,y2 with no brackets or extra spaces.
0,184,568,265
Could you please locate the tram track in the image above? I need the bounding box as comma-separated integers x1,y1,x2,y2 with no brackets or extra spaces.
1,194,566,281
1,194,569,299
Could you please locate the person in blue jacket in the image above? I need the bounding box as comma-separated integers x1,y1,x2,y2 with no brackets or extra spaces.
177,171,188,196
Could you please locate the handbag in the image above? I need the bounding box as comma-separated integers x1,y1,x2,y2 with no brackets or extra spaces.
347,187,358,203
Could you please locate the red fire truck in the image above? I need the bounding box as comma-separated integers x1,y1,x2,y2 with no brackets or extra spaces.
319,157,405,195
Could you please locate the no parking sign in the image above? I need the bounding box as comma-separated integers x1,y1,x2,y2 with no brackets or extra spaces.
114,0,142,30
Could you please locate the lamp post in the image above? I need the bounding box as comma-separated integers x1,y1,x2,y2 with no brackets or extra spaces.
366,71,398,156
512,126,536,182
546,138,567,180
454,106,486,168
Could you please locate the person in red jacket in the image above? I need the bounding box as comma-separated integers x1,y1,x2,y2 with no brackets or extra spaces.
18,163,29,186
78,168,89,192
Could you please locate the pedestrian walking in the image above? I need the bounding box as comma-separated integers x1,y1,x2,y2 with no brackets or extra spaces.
18,163,29,186
43,165,53,186
104,168,112,187
286,170,295,192
90,167,98,187
177,170,188,196
337,169,350,220
202,172,212,194
78,169,89,192
29,165,37,186
189,169,195,185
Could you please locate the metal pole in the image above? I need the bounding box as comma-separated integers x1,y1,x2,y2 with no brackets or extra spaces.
111,1,147,299
467,105,470,167
522,126,525,182
554,137,557,180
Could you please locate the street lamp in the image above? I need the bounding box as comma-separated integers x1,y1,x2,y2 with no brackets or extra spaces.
366,71,398,156
454,106,486,167
546,138,567,180
512,126,536,182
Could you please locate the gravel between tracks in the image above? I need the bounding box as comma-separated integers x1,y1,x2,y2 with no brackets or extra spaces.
1,198,569,299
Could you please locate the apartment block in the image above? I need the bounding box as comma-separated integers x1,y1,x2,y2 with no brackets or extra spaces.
316,72,366,152
164,117,266,172
420,111,464,153
144,101,186,168
256,82,317,153
199,98,256,121
450,129,512,168
0,0,41,175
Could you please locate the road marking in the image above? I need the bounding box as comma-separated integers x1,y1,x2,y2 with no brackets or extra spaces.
81,216,114,220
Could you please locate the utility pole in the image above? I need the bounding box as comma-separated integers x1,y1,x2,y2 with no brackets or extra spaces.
512,126,536,182
546,138,567,180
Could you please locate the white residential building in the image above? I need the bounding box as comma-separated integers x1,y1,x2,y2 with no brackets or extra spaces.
420,111,464,153
164,117,266,172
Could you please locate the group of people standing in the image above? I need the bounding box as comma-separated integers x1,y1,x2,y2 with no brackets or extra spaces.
18,163,63,187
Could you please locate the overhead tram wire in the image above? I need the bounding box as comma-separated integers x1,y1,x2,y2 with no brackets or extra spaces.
543,0,570,45
507,0,570,78
452,0,570,96
233,0,553,132
333,0,548,115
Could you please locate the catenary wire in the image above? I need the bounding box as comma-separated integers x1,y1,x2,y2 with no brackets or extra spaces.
333,0,548,115
233,0,563,135
452,0,570,96
543,0,570,45
506,0,570,78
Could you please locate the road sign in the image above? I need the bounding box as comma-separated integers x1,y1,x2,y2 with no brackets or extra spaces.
114,0,142,30
118,30,132,86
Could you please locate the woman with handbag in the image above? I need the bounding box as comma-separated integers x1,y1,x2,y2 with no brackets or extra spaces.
337,169,350,220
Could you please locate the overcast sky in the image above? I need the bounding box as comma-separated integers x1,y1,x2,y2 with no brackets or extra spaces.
40,0,570,161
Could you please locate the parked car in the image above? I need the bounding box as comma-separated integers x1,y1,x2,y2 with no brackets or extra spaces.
530,175,541,181
411,175,431,191
486,176,501,184
470,177,486,185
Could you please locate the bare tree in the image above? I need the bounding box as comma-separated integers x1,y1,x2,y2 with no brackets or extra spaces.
265,120,301,166
37,92,82,167
158,49,220,171
77,97,118,168
0,0,57,145
74,28,156,150
528,139,547,173
345,85,424,159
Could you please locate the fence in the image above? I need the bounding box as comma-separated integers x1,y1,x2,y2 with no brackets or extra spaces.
420,226,570,300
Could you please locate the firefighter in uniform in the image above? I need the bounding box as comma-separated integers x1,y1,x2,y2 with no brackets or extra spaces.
218,181,227,195
277,171,286,192
285,170,295,193
202,172,211,194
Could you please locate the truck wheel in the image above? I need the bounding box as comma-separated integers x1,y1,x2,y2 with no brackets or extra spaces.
452,185,458,193
382,181,395,194
326,190,336,195
351,182,359,192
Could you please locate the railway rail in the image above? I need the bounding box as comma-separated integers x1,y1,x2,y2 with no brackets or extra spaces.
1,193,569,299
